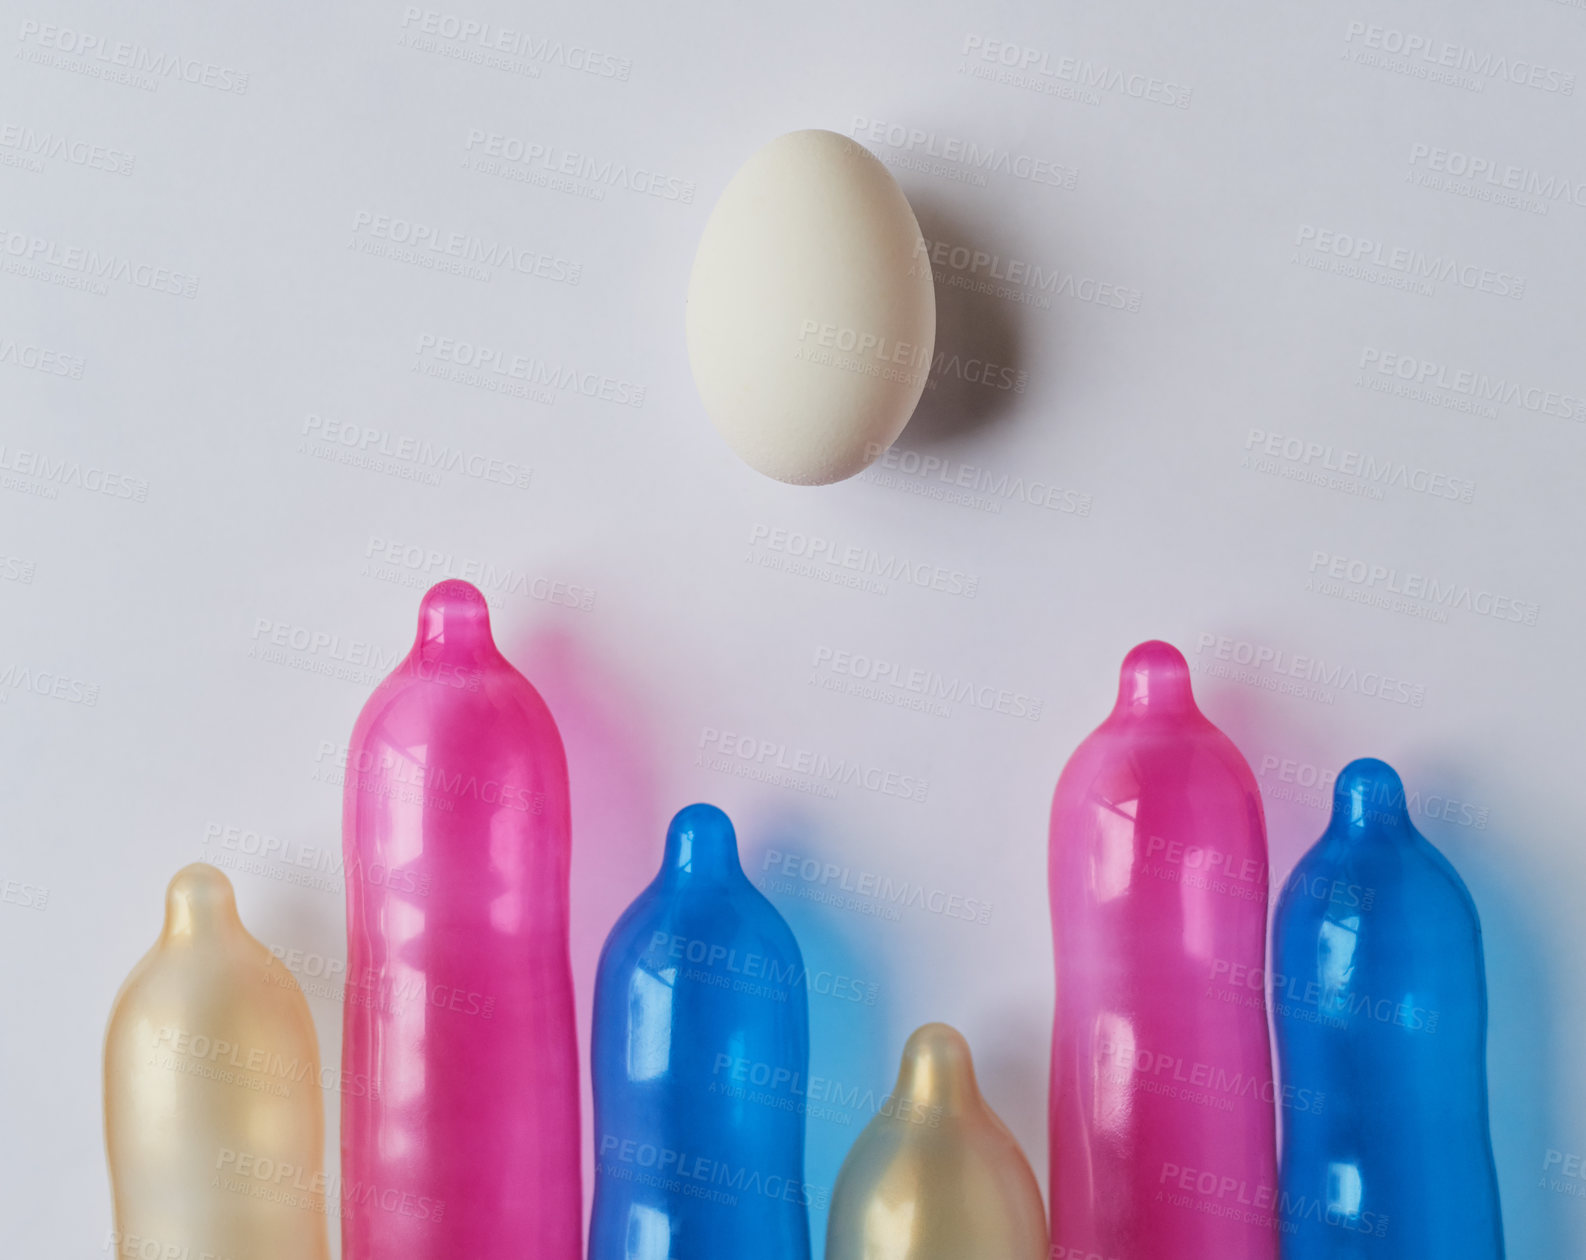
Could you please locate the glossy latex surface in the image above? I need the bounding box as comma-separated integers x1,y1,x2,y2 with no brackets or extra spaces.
1048,641,1278,1259
104,863,330,1260
826,1023,1048,1260
589,804,811,1260
1272,758,1503,1257
341,580,580,1259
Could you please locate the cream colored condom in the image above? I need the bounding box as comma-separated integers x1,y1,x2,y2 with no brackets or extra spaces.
103,863,330,1260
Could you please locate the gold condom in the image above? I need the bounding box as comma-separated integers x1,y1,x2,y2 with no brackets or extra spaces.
826,1022,1049,1260
103,863,330,1260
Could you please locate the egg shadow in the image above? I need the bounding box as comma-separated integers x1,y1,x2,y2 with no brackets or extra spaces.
900,196,1044,449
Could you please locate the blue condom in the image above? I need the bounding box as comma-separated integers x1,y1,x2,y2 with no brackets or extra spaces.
589,804,812,1260
1272,758,1503,1258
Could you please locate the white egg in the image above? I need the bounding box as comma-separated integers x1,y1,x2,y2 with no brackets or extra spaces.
686,129,937,486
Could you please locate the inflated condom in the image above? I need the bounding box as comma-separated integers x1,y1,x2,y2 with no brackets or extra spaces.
104,863,330,1260
341,579,580,1259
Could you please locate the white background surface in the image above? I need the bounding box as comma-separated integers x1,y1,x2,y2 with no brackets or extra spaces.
3,1,1585,1254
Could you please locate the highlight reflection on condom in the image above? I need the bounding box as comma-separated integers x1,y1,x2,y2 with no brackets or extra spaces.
1273,758,1504,1258
103,863,330,1260
826,1023,1048,1260
589,804,811,1260
1048,641,1278,1260
340,578,581,1260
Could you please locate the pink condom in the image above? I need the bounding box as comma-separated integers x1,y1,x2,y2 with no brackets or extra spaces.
1048,641,1277,1259
340,580,581,1259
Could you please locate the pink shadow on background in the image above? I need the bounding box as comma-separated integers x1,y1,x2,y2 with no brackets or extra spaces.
512,622,666,1224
